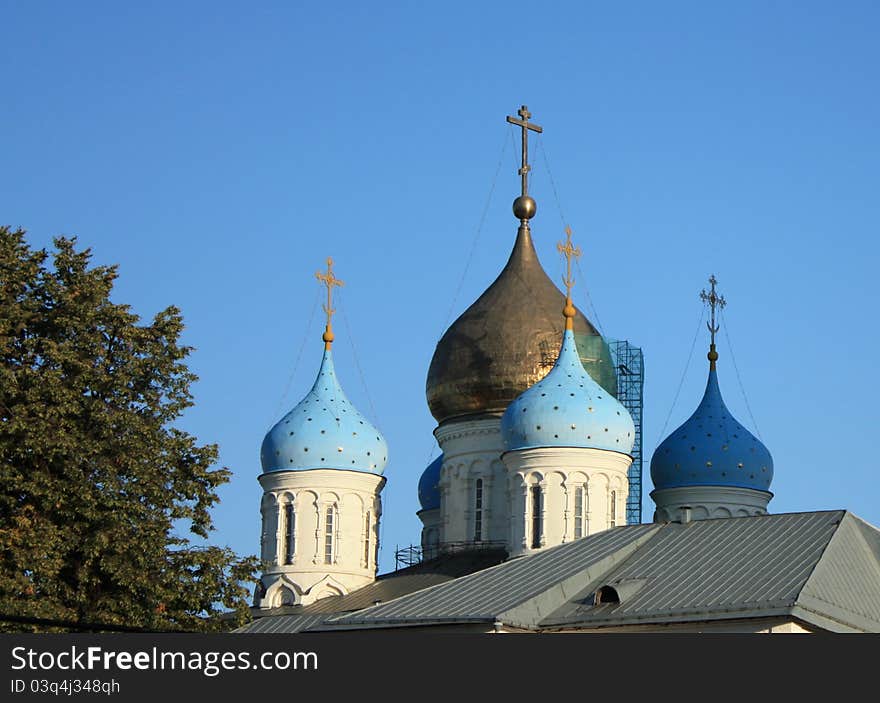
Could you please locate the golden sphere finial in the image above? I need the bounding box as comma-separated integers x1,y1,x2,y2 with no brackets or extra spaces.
513,195,537,220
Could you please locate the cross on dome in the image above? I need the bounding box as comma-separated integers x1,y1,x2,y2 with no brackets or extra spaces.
557,225,582,330
315,256,344,349
507,104,543,221
699,274,726,369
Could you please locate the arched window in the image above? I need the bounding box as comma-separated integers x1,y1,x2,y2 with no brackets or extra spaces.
363,511,371,567
531,485,542,549
260,500,273,563
474,479,483,542
283,502,296,565
324,505,335,565
609,490,617,528
423,527,439,560
574,485,584,539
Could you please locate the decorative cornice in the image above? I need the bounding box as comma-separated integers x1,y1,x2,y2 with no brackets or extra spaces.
259,468,386,493
435,421,502,445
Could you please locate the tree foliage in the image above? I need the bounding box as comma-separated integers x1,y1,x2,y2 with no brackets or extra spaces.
0,226,258,631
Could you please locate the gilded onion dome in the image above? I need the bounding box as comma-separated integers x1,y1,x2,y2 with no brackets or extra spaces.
426,222,611,423
427,106,618,424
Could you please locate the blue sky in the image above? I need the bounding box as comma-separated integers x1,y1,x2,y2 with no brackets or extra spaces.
3,1,878,574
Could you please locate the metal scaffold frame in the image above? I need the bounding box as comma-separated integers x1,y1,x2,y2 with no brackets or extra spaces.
610,340,645,525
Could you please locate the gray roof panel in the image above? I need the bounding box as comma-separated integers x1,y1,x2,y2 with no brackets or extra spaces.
234,549,506,633
796,513,880,631
542,510,848,627
326,524,659,626
236,613,330,633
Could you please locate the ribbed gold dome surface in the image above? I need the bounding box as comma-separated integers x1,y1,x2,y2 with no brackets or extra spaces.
426,223,601,423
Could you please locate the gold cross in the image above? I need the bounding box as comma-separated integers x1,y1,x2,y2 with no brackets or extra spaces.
506,105,543,197
699,274,726,367
557,225,582,329
315,257,344,348
557,225,582,299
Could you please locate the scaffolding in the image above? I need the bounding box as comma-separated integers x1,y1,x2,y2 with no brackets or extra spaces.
609,340,644,525
395,541,507,570
394,544,423,570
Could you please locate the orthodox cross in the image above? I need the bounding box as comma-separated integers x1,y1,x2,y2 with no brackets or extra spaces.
506,105,543,196
557,225,582,329
557,225,582,299
699,274,726,368
316,257,344,348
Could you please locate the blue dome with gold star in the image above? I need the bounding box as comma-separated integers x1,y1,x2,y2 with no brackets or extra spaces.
501,329,635,454
260,348,388,475
650,367,772,492
418,454,442,511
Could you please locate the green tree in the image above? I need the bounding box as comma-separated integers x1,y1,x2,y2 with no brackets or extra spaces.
0,226,258,632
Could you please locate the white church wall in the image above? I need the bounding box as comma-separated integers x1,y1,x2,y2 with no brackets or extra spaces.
255,469,385,608
434,417,507,546
651,485,772,523
502,446,632,557
432,420,635,557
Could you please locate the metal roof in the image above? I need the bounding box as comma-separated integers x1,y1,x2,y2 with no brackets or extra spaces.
542,510,851,629
796,513,880,631
321,524,659,627
238,613,330,634
238,511,880,633
320,511,880,633
234,548,506,633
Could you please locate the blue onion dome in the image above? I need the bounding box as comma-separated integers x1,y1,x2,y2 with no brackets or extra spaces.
418,454,442,511
501,328,635,453
260,347,388,475
650,368,773,492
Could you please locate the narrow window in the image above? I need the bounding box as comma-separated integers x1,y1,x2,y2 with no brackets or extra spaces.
474,478,483,542
260,506,271,563
277,508,286,565
531,485,542,549
574,486,584,539
585,488,590,536
284,502,295,565
363,511,371,567
324,506,335,564
610,490,617,528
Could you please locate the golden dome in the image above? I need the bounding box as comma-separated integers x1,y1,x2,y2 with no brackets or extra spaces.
426,223,602,424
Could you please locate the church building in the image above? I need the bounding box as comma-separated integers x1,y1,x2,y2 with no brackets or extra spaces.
238,107,880,634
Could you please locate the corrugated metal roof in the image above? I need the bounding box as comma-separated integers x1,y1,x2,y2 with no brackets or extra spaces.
325,524,659,626
796,513,880,631
236,613,330,634
234,548,506,633
542,510,850,628
237,511,880,633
